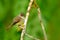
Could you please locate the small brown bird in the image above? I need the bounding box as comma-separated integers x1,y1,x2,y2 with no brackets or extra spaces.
7,13,25,30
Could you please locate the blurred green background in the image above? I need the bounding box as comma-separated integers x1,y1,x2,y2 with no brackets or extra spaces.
0,0,60,40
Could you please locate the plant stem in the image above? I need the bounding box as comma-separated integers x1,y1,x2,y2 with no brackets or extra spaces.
37,8,47,40
25,33,40,40
20,0,33,40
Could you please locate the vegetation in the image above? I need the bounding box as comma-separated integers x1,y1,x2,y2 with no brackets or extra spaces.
0,0,60,40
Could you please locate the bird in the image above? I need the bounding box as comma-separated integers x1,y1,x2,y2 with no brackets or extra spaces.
7,13,25,32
